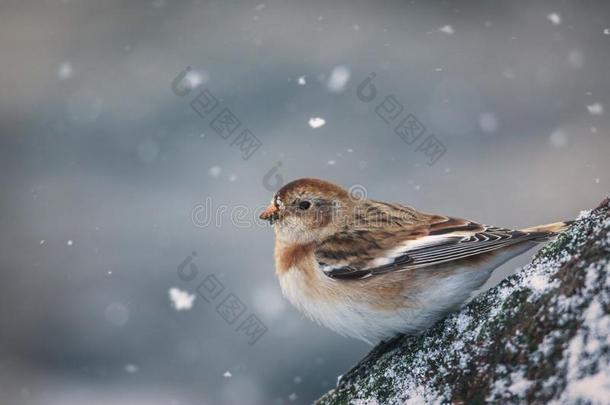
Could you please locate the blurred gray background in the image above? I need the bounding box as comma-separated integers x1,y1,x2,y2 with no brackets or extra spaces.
1,0,609,404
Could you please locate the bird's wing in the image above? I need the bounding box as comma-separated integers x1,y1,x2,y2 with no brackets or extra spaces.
316,215,552,280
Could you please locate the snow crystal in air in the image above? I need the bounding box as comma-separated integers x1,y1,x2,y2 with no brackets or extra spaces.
67,89,103,123
439,25,455,35
587,102,604,115
39,240,45,245
252,282,286,321
58,62,73,80
185,69,209,89
66,240,73,246
308,117,326,128
229,174,238,182
604,28,610,35
288,393,298,402
547,13,561,25
255,3,265,12
568,50,584,69
223,371,232,378
327,66,350,92
549,130,568,149
105,302,129,326
327,160,336,165
124,364,138,373
479,113,498,133
209,165,222,177
297,76,306,85
168,287,195,311
137,140,159,163
502,68,515,80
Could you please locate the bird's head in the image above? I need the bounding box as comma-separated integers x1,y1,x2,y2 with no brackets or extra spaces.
259,178,355,244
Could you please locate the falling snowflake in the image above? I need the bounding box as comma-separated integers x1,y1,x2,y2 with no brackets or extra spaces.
327,66,350,92
587,103,604,115
297,76,306,85
67,240,73,246
223,371,232,378
168,287,195,311
439,25,455,35
209,165,222,177
479,113,498,133
58,62,73,80
308,117,326,128
124,364,138,373
184,69,209,88
549,130,568,149
547,13,561,25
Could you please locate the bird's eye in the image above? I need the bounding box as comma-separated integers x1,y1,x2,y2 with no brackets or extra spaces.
297,200,311,210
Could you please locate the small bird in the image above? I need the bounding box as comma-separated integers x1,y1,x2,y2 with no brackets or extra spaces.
260,178,571,344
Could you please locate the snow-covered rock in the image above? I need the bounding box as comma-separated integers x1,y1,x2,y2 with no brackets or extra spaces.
318,198,610,405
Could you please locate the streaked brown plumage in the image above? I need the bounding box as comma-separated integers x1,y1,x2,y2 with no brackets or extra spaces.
260,178,571,343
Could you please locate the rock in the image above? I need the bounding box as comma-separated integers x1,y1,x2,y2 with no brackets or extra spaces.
317,198,610,405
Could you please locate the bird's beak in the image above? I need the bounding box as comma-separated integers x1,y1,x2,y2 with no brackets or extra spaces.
259,203,279,222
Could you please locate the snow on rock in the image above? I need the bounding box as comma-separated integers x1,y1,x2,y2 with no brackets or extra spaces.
317,197,610,405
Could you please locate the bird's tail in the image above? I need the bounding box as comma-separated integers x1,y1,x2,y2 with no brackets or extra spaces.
521,220,574,241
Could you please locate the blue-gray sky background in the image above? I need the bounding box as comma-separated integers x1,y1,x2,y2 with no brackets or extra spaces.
1,0,609,404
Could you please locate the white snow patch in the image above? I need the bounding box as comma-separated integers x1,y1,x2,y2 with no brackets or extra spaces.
168,287,195,311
